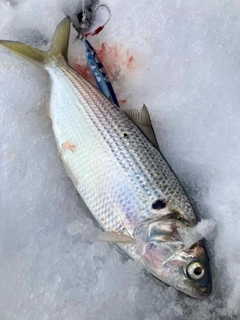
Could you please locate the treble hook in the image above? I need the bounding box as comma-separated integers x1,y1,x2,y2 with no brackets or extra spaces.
73,3,111,39
71,3,119,107
91,4,111,32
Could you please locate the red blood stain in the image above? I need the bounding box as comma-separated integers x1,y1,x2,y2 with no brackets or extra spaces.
96,43,135,74
61,140,77,153
74,63,95,84
96,43,113,78
97,42,107,61
109,44,119,60
73,42,135,94
127,56,134,66
120,99,127,104
95,42,121,80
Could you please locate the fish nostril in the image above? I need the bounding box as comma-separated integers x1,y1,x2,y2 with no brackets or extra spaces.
152,199,166,210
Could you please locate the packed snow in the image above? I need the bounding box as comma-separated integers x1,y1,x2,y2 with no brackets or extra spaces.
178,219,216,248
1,0,240,319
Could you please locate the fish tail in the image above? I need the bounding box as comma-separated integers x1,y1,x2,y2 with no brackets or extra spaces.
0,17,70,65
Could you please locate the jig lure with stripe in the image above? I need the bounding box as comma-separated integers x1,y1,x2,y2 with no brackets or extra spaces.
82,38,119,107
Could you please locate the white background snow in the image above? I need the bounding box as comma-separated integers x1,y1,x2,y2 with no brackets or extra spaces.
0,0,240,319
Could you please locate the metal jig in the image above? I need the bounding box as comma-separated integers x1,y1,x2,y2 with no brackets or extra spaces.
71,2,119,107
83,37,119,107
71,3,111,39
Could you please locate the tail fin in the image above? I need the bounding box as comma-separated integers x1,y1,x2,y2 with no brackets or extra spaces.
0,17,70,65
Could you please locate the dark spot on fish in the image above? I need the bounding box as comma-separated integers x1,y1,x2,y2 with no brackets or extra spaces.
123,133,128,138
152,199,166,210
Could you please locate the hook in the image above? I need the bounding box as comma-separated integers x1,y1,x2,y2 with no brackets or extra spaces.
73,3,111,39
83,4,111,38
93,4,111,28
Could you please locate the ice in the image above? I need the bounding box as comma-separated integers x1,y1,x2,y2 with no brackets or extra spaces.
178,219,216,248
1,0,240,319
66,219,87,236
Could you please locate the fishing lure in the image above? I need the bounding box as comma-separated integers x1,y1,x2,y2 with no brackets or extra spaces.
72,3,119,107
82,37,119,107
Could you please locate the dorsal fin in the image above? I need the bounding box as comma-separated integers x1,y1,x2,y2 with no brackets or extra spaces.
122,105,160,150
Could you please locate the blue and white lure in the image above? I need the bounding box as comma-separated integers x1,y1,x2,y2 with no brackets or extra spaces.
82,38,119,107
72,3,119,107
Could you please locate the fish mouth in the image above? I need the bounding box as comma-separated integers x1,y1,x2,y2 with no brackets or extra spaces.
143,263,212,299
199,280,212,297
184,279,212,299
190,287,212,299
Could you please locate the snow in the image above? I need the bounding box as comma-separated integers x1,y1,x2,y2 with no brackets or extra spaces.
178,219,216,248
1,0,240,319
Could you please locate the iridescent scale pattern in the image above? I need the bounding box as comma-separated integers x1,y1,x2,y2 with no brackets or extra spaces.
46,57,197,258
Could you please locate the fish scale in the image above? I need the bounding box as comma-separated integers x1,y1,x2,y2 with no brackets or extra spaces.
46,57,197,236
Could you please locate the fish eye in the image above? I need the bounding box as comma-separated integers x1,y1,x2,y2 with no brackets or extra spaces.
187,261,205,280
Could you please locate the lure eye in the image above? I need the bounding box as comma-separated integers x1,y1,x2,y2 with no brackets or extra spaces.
187,262,205,280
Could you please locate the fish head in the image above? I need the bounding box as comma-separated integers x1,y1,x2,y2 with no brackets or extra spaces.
134,218,212,298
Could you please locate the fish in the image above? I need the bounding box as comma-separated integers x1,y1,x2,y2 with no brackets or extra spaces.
82,37,120,107
0,17,212,298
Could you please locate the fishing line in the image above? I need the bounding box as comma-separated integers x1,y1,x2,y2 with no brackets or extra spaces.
82,0,86,23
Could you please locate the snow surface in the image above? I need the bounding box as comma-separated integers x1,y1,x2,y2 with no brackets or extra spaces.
178,219,216,248
1,0,240,319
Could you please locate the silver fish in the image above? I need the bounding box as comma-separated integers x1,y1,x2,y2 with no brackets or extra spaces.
0,17,212,298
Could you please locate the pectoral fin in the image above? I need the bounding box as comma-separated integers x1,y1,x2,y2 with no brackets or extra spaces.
122,105,160,150
89,231,135,244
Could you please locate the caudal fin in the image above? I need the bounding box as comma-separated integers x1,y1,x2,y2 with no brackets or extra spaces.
0,17,70,65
